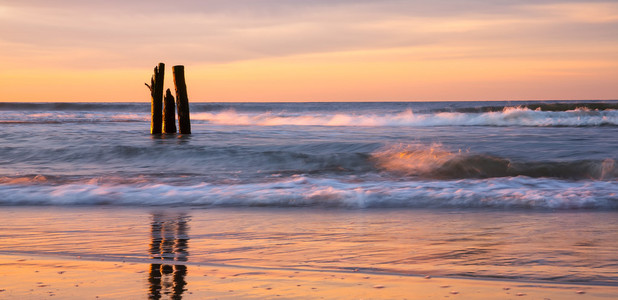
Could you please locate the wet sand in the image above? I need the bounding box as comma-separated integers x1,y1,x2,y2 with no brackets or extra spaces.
1,254,615,299
1,207,617,299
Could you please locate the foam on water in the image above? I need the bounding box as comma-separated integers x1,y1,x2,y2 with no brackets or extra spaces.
0,176,616,209
0,111,148,124
2,105,616,127
2,101,617,288
190,107,618,127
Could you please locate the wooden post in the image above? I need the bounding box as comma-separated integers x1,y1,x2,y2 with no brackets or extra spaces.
173,65,191,134
162,89,177,134
146,63,165,134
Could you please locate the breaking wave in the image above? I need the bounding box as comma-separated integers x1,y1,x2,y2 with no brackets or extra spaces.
3,142,615,181
372,144,617,180
1,103,616,127
0,111,147,124
443,102,618,113
0,176,616,209
192,106,618,127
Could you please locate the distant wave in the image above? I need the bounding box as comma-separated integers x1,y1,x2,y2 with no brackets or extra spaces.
442,102,618,113
1,101,616,112
0,102,149,112
0,111,147,124
192,107,618,127
0,176,616,209
2,102,616,127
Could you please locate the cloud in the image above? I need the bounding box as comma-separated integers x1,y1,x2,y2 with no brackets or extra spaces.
521,2,618,23
0,0,617,70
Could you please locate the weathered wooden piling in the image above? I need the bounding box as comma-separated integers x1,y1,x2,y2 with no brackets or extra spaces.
173,65,191,134
146,63,165,134
162,89,177,134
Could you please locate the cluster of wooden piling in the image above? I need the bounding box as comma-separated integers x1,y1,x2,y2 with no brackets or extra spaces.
147,63,191,134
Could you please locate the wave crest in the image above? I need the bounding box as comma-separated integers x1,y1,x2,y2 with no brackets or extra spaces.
190,107,618,127
1,104,616,127
372,144,616,180
0,176,616,209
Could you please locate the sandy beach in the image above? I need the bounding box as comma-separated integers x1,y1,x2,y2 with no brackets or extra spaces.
2,253,616,299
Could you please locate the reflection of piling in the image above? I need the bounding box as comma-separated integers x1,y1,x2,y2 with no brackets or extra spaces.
163,89,177,134
172,264,188,299
149,215,164,259
173,65,191,134
174,217,189,262
148,263,162,299
147,63,165,134
148,214,189,300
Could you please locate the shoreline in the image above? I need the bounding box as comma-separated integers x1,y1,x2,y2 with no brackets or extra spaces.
3,252,617,288
2,254,615,299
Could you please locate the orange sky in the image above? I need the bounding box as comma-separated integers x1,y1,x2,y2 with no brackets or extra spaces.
1,0,617,102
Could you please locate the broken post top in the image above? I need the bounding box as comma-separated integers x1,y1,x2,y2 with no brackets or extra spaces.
145,63,164,91
149,62,165,134
172,65,186,89
173,65,191,134
162,88,177,134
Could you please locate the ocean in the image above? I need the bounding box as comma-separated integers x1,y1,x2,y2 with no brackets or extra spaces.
1,101,617,289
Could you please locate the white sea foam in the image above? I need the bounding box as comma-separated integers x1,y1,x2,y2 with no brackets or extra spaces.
190,107,618,127
0,111,149,123
2,106,616,127
1,176,616,209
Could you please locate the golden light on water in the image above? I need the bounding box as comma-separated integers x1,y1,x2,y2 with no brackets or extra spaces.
373,144,457,176
2,208,617,298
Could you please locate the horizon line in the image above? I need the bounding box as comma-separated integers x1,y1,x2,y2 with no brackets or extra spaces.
1,99,618,104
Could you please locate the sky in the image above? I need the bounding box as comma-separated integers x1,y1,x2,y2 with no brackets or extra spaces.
1,0,617,102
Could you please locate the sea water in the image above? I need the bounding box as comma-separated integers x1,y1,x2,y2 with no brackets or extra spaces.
0,101,616,285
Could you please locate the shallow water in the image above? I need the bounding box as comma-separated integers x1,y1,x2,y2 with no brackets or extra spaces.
0,101,617,286
1,207,617,285
1,101,617,208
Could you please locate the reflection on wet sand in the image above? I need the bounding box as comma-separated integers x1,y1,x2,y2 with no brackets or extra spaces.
148,213,189,299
